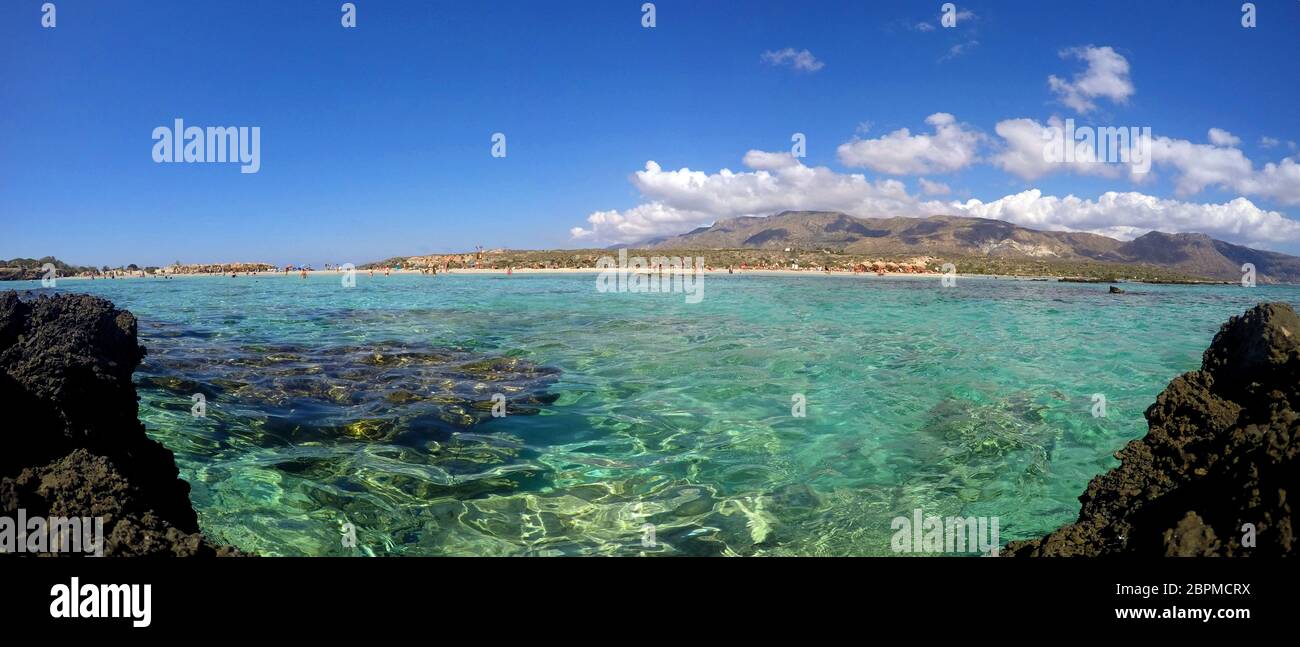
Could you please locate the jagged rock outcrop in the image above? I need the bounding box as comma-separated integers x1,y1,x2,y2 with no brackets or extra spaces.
0,291,238,556
1007,302,1299,556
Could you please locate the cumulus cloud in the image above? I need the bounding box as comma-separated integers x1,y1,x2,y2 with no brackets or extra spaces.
836,113,983,175
1208,128,1241,147
1145,134,1300,204
991,117,1123,180
1146,134,1254,196
760,48,825,72
569,153,948,243
989,118,1300,205
918,178,952,195
570,202,712,243
1234,157,1300,205
568,153,1300,248
953,189,1300,247
1048,46,1134,113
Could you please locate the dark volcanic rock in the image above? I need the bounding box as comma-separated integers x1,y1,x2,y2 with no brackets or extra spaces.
0,291,237,556
1006,302,1300,556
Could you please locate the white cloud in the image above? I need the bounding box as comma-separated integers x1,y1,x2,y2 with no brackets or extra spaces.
1208,128,1241,147
740,149,801,171
953,190,1300,247
1234,157,1300,205
1146,135,1254,196
1048,46,1134,113
940,40,979,61
760,48,825,72
991,117,1122,181
1260,136,1281,148
570,202,711,243
915,8,976,31
836,113,983,175
1145,134,1300,204
918,178,952,195
569,153,948,243
569,152,1300,248
989,118,1300,205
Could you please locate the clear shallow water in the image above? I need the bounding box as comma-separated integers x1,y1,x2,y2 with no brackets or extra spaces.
14,274,1299,555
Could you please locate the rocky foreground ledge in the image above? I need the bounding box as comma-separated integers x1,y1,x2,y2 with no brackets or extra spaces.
1,291,237,556
1008,302,1299,556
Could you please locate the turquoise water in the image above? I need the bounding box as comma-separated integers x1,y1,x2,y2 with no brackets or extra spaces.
14,274,1298,555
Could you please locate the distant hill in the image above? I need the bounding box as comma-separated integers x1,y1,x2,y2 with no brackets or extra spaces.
643,211,1300,283
1116,232,1300,284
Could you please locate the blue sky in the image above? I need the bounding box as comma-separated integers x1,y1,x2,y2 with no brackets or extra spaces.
2,0,1299,267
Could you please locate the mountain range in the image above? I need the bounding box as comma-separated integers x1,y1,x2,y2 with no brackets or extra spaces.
640,211,1300,283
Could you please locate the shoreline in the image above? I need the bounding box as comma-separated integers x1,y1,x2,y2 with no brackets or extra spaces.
37,267,1239,285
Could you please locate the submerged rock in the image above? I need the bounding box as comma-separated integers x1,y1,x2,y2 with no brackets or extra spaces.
138,340,561,445
0,291,237,556
1006,302,1300,556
